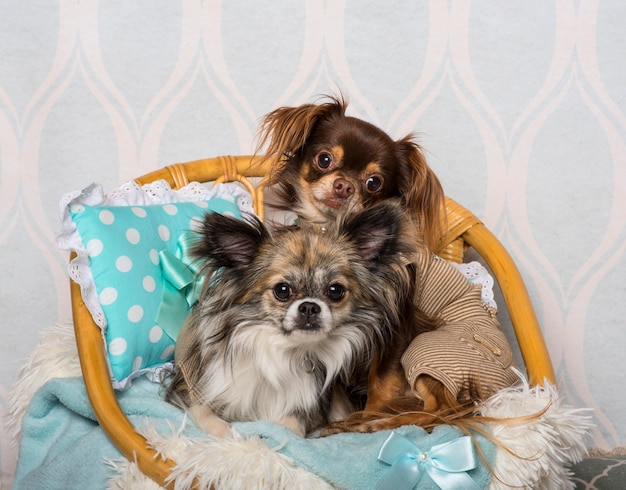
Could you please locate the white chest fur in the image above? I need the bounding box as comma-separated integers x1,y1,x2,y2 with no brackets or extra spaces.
195,322,366,423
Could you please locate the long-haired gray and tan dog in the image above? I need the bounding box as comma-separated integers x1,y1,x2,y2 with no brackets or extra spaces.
165,202,438,437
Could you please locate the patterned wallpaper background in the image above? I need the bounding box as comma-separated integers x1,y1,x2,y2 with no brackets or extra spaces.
1,0,625,484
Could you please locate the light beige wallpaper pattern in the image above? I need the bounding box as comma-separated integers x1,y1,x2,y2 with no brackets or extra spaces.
1,0,625,483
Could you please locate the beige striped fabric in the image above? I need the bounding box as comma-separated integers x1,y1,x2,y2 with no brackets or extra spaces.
402,253,519,403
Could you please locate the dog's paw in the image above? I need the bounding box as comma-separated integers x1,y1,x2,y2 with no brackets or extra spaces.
319,425,343,437
349,419,389,433
321,413,426,435
319,416,377,436
189,404,234,438
276,415,306,437
320,421,379,435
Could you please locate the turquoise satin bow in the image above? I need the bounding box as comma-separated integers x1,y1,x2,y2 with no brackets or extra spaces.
376,432,480,490
156,231,204,341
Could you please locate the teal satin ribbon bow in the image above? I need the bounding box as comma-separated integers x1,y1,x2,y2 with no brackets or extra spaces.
156,231,204,341
376,432,480,490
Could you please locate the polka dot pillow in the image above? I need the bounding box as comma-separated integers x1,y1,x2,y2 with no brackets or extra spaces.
58,179,254,389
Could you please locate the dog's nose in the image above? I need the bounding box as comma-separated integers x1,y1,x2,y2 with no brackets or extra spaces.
333,178,355,199
298,301,321,319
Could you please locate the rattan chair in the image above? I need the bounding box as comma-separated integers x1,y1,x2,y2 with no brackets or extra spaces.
70,155,555,489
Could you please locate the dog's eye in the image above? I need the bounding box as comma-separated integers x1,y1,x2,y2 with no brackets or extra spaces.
273,283,293,302
316,152,333,170
327,283,346,302
365,175,383,193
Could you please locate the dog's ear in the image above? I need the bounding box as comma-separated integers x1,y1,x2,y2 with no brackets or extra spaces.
395,136,446,252
193,213,268,271
256,95,347,169
343,202,405,261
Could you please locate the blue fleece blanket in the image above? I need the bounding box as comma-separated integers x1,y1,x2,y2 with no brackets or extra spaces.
15,376,495,489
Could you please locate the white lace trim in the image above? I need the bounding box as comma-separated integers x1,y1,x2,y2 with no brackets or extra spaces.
57,179,256,333
451,261,497,309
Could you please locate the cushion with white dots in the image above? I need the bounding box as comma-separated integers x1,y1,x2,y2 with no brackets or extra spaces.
58,179,254,389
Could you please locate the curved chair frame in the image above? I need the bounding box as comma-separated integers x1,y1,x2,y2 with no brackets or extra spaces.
70,155,555,489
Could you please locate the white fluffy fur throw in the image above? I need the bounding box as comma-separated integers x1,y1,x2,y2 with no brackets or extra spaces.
7,323,593,489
